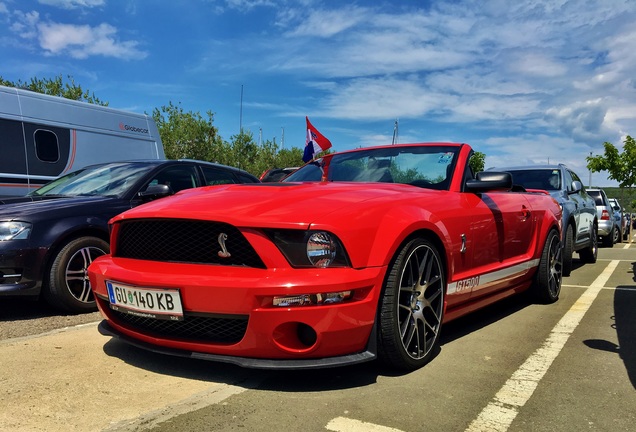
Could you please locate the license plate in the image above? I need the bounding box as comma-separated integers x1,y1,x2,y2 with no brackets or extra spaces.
106,281,184,321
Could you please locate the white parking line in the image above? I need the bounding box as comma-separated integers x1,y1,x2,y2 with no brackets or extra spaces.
464,260,619,432
326,417,405,432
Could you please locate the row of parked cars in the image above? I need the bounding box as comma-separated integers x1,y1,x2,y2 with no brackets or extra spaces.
489,163,630,277
0,156,628,315
1,144,625,371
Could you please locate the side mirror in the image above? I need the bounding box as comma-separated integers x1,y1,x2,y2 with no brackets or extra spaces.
138,183,172,199
570,180,582,193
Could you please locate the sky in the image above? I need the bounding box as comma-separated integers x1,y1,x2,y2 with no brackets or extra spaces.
1,0,635,187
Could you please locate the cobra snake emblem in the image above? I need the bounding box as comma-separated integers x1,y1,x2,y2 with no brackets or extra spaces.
217,233,231,258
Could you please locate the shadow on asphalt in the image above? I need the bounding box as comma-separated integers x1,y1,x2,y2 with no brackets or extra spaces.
99,292,534,392
612,284,636,389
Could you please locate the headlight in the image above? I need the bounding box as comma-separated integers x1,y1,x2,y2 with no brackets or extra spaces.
266,229,351,268
0,221,32,241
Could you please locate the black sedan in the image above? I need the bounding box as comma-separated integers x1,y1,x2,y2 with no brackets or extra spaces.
0,159,259,313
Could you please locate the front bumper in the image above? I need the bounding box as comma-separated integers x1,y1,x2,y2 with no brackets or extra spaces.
0,243,46,297
90,257,386,368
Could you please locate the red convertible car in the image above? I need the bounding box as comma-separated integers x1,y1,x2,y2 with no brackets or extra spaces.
89,143,563,371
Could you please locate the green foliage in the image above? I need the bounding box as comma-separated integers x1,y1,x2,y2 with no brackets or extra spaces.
587,136,636,189
152,102,226,161
470,151,486,173
0,75,107,105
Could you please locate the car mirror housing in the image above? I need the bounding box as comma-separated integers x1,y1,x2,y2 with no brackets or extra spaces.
138,183,172,199
570,180,582,194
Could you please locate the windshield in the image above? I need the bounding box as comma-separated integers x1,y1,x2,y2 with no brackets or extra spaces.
30,162,154,198
284,145,459,190
506,169,561,191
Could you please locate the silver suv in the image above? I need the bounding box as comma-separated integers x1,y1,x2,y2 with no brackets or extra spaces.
587,188,617,247
492,164,597,276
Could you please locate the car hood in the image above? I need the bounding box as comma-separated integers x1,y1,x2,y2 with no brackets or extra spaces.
0,195,121,219
114,182,426,229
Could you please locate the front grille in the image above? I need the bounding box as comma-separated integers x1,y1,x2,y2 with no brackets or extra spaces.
100,299,248,344
115,219,265,268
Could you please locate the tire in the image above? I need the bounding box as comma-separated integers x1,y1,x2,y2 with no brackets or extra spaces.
43,236,109,313
377,237,445,371
613,226,621,244
602,230,614,248
562,224,573,277
579,225,598,264
533,229,562,304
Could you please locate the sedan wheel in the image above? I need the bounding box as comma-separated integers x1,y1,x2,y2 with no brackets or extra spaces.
44,237,109,313
378,238,445,370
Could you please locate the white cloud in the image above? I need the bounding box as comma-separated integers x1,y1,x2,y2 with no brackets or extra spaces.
37,21,147,59
37,0,105,9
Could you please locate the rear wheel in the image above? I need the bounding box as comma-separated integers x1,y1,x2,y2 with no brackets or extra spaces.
579,225,598,263
43,237,109,313
562,224,573,276
378,237,445,371
613,226,621,244
534,229,562,304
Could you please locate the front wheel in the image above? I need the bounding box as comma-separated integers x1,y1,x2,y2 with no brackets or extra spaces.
43,236,109,313
378,237,445,371
533,230,562,304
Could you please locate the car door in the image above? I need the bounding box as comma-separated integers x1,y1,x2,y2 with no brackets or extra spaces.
567,169,595,246
448,189,535,301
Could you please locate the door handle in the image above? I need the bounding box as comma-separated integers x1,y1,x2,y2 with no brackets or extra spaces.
521,206,531,220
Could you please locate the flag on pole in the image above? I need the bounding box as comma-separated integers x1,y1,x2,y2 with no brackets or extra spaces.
303,116,332,163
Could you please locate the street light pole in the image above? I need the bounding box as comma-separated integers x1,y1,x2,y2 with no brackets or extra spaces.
588,151,592,187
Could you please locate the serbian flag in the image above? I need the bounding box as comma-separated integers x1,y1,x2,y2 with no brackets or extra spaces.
303,116,332,162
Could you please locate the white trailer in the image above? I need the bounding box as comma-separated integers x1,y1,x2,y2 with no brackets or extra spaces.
0,85,165,196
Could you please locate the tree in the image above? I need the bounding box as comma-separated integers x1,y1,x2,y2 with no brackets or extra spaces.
152,102,227,161
470,151,486,173
587,136,636,189
0,75,107,105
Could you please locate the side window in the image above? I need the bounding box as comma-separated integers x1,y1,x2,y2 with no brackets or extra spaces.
34,129,60,162
237,173,258,184
200,165,237,185
147,166,198,193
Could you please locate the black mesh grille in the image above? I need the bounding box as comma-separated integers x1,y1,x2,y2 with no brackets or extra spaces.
115,219,265,268
99,298,248,344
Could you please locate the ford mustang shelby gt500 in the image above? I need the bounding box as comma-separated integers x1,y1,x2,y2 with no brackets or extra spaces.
89,142,563,371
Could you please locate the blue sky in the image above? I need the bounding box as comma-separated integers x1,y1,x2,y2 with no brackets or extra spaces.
1,0,635,186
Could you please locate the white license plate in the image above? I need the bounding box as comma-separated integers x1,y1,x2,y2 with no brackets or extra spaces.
106,281,184,321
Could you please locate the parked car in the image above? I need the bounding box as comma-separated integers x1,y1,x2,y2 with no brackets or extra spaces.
0,160,260,313
490,164,597,276
608,198,629,241
587,188,616,247
89,142,563,371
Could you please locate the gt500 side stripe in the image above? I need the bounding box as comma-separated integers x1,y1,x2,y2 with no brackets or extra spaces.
447,259,540,295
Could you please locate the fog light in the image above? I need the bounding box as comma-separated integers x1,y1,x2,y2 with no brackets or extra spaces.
273,290,352,307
